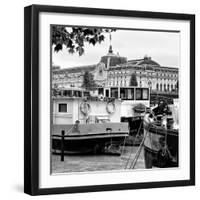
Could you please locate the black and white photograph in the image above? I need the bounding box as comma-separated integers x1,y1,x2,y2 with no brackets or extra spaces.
51,25,179,174
23,5,195,195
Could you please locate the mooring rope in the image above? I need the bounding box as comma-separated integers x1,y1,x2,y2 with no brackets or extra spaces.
125,117,152,169
129,129,148,169
124,120,143,169
121,134,128,155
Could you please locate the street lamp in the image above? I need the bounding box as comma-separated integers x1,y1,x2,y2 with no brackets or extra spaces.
148,80,152,91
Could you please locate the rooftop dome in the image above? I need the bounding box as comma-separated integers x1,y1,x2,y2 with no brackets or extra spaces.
100,45,127,68
138,56,160,66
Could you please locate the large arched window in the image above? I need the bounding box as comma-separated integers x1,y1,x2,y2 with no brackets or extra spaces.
171,84,173,91
164,84,166,91
160,83,162,91
156,83,159,91
167,84,170,91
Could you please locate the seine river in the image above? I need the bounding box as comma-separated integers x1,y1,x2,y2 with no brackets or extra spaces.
51,146,145,174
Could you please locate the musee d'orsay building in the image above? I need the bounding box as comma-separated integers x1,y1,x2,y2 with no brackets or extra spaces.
52,45,179,95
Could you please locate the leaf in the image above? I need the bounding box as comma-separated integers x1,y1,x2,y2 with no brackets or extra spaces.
83,29,92,36
99,35,105,43
89,38,96,46
68,48,75,54
54,43,62,52
85,36,90,42
78,47,84,56
52,25,116,55
66,39,73,48
75,46,84,56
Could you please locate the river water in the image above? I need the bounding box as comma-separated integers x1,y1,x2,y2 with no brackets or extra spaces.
51,146,145,174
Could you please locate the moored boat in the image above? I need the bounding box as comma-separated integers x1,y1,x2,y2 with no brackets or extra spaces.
143,101,179,168
52,87,129,155
52,122,129,155
52,86,152,155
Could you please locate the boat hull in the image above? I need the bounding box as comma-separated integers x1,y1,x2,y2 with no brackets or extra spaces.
143,121,178,168
52,123,129,155
52,134,127,155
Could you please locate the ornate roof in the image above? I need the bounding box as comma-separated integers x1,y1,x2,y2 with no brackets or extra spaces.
137,59,160,66
53,53,178,75
128,56,160,66
100,45,127,67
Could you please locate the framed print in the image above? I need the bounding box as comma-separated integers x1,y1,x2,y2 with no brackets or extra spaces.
24,5,195,195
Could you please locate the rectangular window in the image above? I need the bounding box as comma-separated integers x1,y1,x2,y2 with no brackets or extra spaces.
105,89,109,97
136,88,142,100
120,88,125,99
111,88,118,98
58,103,67,112
98,88,104,95
83,92,90,97
63,90,72,97
136,88,149,100
127,89,133,99
142,88,149,100
73,90,82,97
120,88,134,100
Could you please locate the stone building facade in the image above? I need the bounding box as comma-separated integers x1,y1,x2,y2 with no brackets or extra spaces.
52,45,179,94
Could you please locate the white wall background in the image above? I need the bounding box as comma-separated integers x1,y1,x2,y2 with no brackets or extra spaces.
0,0,199,199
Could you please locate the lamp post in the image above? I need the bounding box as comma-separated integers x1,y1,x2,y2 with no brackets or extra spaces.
148,80,152,91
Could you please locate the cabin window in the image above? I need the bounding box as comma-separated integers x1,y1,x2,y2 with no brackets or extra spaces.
83,92,90,97
111,88,118,98
142,89,149,100
136,88,149,100
105,89,109,97
63,90,72,97
136,88,142,100
120,88,134,100
58,103,67,112
58,90,62,96
98,88,104,95
73,90,81,97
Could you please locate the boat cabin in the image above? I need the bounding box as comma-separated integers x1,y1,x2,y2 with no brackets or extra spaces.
99,86,150,118
52,87,122,125
55,87,90,98
52,86,150,125
102,87,149,101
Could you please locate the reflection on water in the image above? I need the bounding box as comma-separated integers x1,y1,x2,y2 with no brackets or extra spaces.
52,146,145,174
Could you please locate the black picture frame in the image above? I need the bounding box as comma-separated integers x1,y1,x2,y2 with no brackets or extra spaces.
24,4,195,196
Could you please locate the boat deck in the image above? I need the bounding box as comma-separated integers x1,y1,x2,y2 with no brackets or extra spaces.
52,123,129,138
